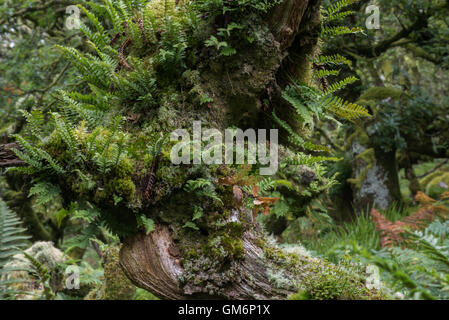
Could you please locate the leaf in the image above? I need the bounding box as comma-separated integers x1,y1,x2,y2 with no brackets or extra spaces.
141,217,155,235
254,197,280,206
56,208,71,228
28,182,61,206
221,46,237,56
192,206,203,221
253,197,280,216
183,221,199,231
415,191,436,206
113,195,123,205
440,191,449,200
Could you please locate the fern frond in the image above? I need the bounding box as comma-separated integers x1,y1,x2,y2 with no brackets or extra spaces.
321,26,362,38
323,76,358,95
324,10,355,22
315,54,352,69
313,69,340,79
52,113,85,164
324,96,371,121
326,0,358,16
0,199,30,299
20,109,45,141
272,111,329,152
28,182,61,207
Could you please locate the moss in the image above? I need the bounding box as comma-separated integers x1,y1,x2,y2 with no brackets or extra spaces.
206,234,244,262
106,178,136,203
103,246,136,300
423,171,449,198
347,148,375,190
358,86,403,102
145,0,187,23
288,291,311,300
134,288,159,300
112,158,135,179
346,127,370,148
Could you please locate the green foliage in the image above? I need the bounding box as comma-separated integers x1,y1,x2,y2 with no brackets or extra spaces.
192,0,282,16
368,86,445,153
22,252,55,300
137,215,155,235
184,178,223,205
0,199,31,299
297,259,372,300
272,0,369,172
321,0,362,39
28,182,62,207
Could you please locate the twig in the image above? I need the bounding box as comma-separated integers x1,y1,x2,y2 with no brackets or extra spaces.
418,159,449,179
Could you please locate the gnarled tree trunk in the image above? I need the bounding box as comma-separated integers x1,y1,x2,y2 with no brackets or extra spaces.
0,0,379,300
117,0,325,300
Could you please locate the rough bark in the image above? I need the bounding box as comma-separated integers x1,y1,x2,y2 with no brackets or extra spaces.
0,143,25,168
350,140,401,212
117,0,331,300
0,1,381,300
120,210,296,300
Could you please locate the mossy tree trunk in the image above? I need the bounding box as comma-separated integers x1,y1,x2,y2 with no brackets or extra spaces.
0,0,379,300
118,0,327,300
349,139,401,213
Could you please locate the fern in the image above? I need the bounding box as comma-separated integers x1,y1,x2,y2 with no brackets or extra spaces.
314,54,353,69
323,76,358,96
12,134,66,174
28,182,62,207
20,109,45,141
0,199,31,299
324,96,371,121
184,178,223,205
322,26,363,38
23,252,55,300
326,0,358,17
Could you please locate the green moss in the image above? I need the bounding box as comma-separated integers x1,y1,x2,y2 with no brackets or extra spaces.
112,158,135,179
106,178,136,203
346,127,370,148
288,291,311,300
103,246,136,300
358,87,403,102
347,148,375,190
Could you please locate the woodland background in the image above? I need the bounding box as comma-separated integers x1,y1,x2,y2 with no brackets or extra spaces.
1,0,449,300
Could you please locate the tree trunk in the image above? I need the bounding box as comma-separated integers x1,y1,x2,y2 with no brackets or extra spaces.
349,140,401,212
117,0,377,300
119,0,325,300
120,210,296,300
0,0,380,300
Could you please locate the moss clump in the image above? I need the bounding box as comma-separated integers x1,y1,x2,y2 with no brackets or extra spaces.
346,127,370,148
112,158,135,178
206,233,244,262
347,148,375,190
295,259,383,300
106,178,136,203
358,87,403,102
102,246,137,300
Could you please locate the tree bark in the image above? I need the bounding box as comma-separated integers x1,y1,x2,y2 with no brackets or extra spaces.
0,1,380,300
117,0,376,300
350,139,401,212
120,210,296,300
